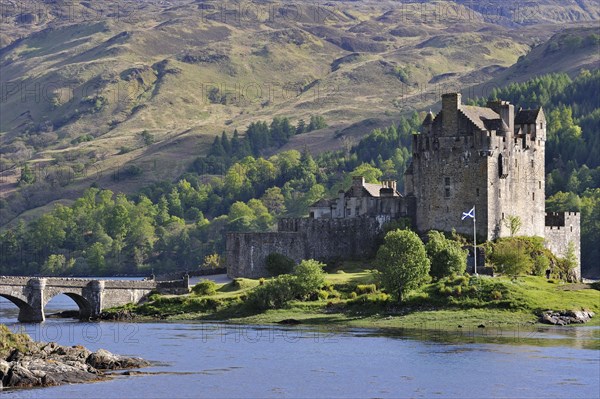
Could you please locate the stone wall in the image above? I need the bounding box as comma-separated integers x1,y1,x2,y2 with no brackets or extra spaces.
227,217,386,278
545,212,581,279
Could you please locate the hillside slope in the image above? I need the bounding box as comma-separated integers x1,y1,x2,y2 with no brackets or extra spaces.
0,0,598,225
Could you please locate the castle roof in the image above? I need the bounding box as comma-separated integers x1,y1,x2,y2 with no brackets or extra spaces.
483,118,510,132
515,108,542,124
362,183,401,197
459,105,501,131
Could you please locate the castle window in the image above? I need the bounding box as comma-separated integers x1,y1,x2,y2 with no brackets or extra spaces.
539,181,542,189
476,188,480,197
532,192,535,201
445,188,451,198
346,208,351,216
502,213,505,219
499,189,501,199
571,226,573,232
531,160,534,168
515,159,518,168
445,177,450,186
498,154,508,178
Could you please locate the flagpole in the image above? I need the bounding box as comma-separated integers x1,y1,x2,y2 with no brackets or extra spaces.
473,205,477,275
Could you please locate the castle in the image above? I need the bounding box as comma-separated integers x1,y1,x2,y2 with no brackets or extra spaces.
226,93,581,279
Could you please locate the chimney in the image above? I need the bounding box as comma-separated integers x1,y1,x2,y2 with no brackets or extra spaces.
352,176,365,187
487,100,515,136
441,93,461,135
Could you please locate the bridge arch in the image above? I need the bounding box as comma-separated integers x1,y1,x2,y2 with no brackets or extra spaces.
0,293,39,322
43,290,94,320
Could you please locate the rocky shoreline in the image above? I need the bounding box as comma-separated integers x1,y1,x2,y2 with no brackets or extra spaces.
0,341,149,390
540,310,595,325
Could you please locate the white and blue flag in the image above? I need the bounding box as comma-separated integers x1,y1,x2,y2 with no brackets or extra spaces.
462,206,475,220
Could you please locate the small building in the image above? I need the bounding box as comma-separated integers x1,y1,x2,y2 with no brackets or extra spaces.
309,176,405,220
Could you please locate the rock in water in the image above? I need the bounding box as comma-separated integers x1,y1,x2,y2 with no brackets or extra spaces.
86,349,149,370
1,342,149,389
540,310,595,325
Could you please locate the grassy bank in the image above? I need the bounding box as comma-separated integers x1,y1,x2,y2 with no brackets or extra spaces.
104,265,600,331
0,325,31,358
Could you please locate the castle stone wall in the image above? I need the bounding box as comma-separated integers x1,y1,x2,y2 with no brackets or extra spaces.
227,218,385,278
544,212,581,279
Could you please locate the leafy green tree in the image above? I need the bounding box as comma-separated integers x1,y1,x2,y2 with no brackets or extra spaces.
28,214,66,254
247,199,273,230
561,241,579,281
42,254,73,275
86,242,107,274
106,204,130,239
227,202,255,232
307,115,327,131
425,231,467,279
376,230,430,302
261,187,286,216
349,163,383,184
293,259,325,299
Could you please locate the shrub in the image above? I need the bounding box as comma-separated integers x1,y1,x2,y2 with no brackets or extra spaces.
347,293,390,306
488,236,557,278
231,278,259,290
491,290,503,300
489,240,533,277
349,292,358,299
318,290,329,300
192,279,217,296
246,274,297,311
533,254,550,276
355,284,377,295
265,253,295,276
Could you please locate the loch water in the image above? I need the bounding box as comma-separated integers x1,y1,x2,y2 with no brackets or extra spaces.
1,295,599,398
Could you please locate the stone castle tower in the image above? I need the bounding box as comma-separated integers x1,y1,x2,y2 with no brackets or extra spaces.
405,93,547,240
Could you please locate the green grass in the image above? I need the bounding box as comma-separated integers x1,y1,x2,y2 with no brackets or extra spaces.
0,324,31,357
106,266,600,332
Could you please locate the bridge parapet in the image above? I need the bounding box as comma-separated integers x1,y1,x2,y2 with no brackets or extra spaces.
0,276,190,322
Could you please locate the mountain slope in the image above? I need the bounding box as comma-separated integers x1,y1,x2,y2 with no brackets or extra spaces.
0,0,598,226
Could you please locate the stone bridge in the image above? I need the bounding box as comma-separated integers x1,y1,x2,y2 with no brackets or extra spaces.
0,276,189,322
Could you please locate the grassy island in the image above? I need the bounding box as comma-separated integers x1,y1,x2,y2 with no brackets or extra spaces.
105,263,600,331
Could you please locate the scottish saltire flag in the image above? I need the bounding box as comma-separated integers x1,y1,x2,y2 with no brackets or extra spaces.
462,206,475,220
